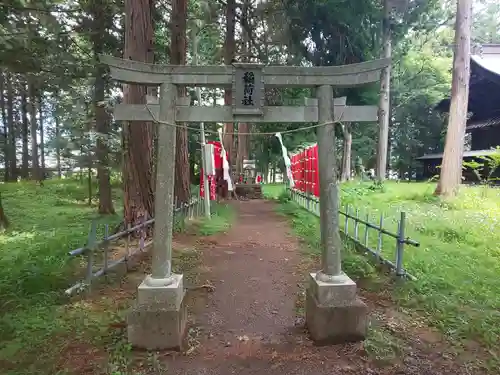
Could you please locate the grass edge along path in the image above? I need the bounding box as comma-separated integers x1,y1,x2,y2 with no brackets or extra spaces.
264,182,500,370
0,180,235,375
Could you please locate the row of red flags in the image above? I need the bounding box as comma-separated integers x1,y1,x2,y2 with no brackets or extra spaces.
291,144,319,197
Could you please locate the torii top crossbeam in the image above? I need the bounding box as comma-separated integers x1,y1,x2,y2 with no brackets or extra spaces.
100,55,390,88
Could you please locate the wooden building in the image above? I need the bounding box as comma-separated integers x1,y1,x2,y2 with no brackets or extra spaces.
418,45,500,182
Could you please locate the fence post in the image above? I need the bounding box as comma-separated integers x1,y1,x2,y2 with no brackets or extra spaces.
395,212,406,277
173,197,178,231
363,212,369,247
85,220,98,293
139,217,145,253
376,214,384,261
103,224,109,275
125,223,131,270
345,204,350,234
354,208,360,240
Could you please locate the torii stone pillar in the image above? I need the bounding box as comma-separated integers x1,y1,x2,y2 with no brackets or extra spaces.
101,55,387,349
306,88,367,343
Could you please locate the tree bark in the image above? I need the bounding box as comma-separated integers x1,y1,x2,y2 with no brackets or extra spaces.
0,73,7,182
38,94,45,179
236,123,249,177
435,0,472,197
54,109,61,178
170,0,190,204
236,1,251,179
223,0,236,171
92,0,115,214
94,65,115,214
0,192,9,229
376,0,391,182
21,81,30,179
5,72,17,181
341,124,352,182
28,77,40,181
123,0,155,224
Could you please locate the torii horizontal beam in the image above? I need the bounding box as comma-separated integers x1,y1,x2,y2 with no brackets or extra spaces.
113,103,377,123
100,55,390,88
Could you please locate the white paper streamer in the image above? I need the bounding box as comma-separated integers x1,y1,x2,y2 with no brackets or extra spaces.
217,127,234,191
275,132,295,187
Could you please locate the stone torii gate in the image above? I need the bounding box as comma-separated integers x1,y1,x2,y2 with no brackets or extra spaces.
101,55,388,349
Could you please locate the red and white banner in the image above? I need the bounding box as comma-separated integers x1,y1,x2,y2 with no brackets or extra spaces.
290,144,319,197
199,140,229,200
200,172,217,201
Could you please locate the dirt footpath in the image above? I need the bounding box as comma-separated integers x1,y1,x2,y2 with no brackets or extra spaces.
161,200,473,375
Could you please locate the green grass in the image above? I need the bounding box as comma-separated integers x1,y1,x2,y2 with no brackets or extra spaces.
0,179,234,374
0,179,123,309
197,203,235,236
266,182,500,364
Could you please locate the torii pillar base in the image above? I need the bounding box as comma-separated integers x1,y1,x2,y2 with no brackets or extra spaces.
306,272,368,344
127,274,187,350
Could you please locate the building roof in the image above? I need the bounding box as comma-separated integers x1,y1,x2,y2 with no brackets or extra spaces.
436,45,500,130
416,149,498,161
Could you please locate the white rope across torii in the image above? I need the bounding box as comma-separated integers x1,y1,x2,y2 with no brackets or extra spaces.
217,127,234,191
275,132,295,188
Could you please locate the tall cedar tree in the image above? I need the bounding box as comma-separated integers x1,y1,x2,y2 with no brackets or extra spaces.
223,0,236,174
376,0,391,182
435,0,472,197
28,77,40,181
123,0,155,224
171,0,191,204
0,192,8,229
91,0,115,214
21,82,30,179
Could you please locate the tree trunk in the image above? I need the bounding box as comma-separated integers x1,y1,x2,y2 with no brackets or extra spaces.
236,1,251,179
223,0,236,170
376,0,391,182
0,192,9,230
94,65,115,214
0,73,7,182
236,123,249,177
435,0,472,197
92,0,115,214
38,94,45,179
28,77,40,181
170,0,190,204
263,163,269,183
54,114,61,178
21,81,30,179
5,72,17,181
123,0,155,225
341,124,352,182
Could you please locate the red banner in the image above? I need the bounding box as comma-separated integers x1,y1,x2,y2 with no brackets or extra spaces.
290,144,319,196
312,145,319,197
199,140,227,201
200,171,217,201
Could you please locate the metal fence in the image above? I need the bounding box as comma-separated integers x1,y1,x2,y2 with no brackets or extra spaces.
288,188,419,280
65,197,206,295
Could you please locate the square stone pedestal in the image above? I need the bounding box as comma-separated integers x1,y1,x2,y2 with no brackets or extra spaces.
127,274,187,350
306,272,368,344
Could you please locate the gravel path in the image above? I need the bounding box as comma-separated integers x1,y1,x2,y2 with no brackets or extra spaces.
162,200,481,375
164,200,365,374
